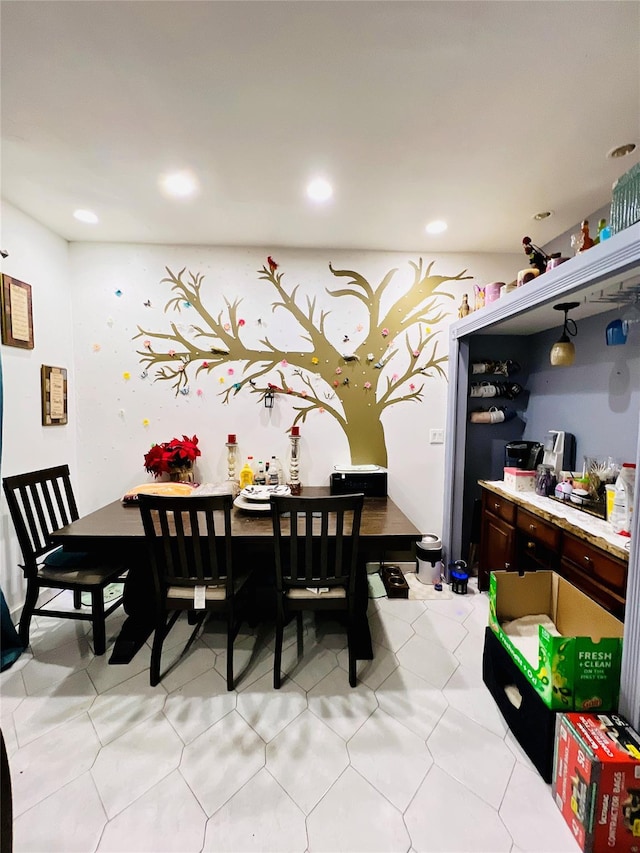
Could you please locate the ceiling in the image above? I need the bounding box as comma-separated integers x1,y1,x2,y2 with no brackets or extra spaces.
1,1,639,254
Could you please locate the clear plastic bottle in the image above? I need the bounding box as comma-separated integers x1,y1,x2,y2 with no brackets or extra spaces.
239,458,255,488
610,463,636,537
269,455,283,485
255,460,266,486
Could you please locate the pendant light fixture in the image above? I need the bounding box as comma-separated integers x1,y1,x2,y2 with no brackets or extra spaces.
550,302,579,367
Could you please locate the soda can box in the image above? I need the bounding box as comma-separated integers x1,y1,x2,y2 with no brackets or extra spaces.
553,712,640,853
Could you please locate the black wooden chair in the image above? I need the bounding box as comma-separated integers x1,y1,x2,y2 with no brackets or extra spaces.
270,492,364,688
2,465,125,655
137,492,251,690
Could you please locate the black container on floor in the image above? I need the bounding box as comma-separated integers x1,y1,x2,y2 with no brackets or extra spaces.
482,627,559,782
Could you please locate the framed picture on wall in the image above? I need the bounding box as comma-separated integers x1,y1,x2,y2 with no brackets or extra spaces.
1,274,34,349
41,365,68,426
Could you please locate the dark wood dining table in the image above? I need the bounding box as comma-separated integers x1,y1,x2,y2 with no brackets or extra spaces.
51,487,420,665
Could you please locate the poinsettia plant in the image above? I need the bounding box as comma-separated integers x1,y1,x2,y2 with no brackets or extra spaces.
144,434,201,478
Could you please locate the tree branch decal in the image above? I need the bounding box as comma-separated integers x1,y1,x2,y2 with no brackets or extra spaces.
133,258,472,465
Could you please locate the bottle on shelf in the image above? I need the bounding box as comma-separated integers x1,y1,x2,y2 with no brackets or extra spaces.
239,457,255,488
610,463,636,537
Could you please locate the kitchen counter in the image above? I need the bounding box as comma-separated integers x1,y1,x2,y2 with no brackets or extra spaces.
479,480,630,562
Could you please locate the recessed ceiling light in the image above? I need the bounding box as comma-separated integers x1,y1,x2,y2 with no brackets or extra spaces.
306,177,333,203
533,210,553,221
73,209,99,224
607,143,636,159
159,170,199,199
425,220,447,234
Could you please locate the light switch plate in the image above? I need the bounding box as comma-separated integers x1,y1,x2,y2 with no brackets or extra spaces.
429,428,445,444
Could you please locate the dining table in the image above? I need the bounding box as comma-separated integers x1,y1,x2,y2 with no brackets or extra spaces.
51,486,421,665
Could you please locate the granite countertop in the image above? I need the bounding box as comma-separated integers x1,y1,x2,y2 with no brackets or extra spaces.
479,480,631,562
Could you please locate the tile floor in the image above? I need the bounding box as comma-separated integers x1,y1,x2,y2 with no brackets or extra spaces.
0,580,580,853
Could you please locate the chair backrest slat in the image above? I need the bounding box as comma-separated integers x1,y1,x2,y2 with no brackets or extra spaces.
3,466,81,571
271,493,364,593
138,493,234,592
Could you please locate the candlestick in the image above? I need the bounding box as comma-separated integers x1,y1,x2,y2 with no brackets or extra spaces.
226,439,238,485
288,427,301,495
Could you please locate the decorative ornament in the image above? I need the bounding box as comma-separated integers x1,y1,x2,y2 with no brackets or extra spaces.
227,368,235,375
115,289,123,297
238,319,245,327
367,353,374,362
335,367,342,375
143,419,149,426
123,372,131,381
144,340,151,349
223,323,231,331
281,359,288,367
168,349,176,357
333,380,339,387
267,256,278,272
409,383,416,391
183,301,191,308
202,361,209,368
381,328,389,337
197,389,203,397
219,377,225,384
412,349,420,358
364,382,372,390
311,356,319,364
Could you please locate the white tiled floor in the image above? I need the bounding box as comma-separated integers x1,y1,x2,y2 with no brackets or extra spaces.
1,581,580,853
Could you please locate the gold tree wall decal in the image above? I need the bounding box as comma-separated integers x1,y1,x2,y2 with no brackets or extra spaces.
133,259,472,466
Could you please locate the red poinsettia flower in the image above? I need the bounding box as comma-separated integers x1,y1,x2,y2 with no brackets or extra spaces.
144,435,201,478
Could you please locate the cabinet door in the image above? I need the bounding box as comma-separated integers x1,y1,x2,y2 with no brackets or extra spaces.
479,511,516,591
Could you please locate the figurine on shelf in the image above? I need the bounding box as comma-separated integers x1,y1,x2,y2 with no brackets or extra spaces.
474,284,485,311
594,218,611,245
571,219,595,254
522,236,550,274
458,294,471,318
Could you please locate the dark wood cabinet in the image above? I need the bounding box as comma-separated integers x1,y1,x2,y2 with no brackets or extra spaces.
477,484,628,615
478,490,516,590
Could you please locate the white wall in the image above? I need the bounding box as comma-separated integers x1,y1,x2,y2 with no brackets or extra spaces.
0,201,74,611
68,242,520,541
0,205,520,614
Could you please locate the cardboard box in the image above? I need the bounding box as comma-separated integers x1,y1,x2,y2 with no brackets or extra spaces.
503,467,537,492
482,626,559,782
553,712,640,852
489,571,624,711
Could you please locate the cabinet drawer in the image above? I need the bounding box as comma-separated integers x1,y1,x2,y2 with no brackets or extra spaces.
516,508,561,551
559,559,625,620
484,494,516,525
562,534,628,593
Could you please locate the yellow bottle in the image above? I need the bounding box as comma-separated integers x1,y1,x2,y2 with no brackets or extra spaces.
239,458,255,488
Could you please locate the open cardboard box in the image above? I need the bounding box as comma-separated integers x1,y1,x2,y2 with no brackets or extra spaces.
489,571,623,711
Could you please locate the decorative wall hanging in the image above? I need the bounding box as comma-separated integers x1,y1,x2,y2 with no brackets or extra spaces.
134,259,471,466
1,275,34,349
41,365,68,425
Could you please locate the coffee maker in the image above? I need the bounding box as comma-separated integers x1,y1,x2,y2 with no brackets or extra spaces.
505,441,544,470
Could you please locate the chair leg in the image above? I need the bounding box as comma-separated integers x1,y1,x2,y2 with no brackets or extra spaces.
18,580,39,648
296,612,304,659
73,589,82,609
91,590,106,655
226,611,235,692
274,613,284,689
347,619,357,688
150,616,166,687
